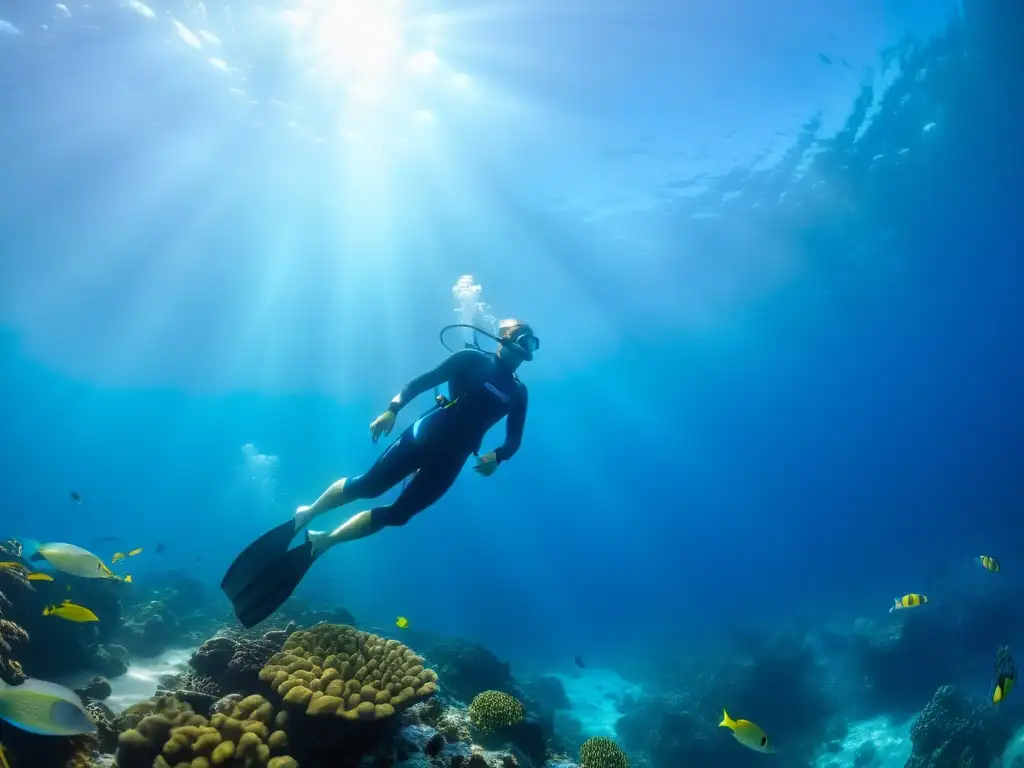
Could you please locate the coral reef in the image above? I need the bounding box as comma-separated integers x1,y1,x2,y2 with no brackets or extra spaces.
905,685,1013,768
116,693,295,768
259,623,438,721
579,736,628,768
469,691,525,732
0,539,30,684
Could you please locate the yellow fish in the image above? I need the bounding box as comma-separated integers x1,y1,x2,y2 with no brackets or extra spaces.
112,548,143,564
43,600,99,623
890,593,928,613
0,742,8,768
994,645,1016,705
123,575,132,584
0,562,25,571
395,616,409,629
26,573,54,582
720,709,774,753
980,555,1000,572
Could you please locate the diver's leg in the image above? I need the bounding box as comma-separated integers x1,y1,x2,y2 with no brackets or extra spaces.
309,454,467,556
295,430,420,529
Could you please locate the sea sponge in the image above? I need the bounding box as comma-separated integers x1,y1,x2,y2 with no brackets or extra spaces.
467,691,525,732
579,736,629,768
115,694,295,768
258,623,438,721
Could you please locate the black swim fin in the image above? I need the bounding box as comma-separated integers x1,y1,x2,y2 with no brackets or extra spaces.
221,519,300,603
230,535,318,629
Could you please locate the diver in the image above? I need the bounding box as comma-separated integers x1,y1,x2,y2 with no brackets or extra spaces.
221,318,538,628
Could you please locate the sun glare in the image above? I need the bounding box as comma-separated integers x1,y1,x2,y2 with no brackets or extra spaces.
287,0,405,82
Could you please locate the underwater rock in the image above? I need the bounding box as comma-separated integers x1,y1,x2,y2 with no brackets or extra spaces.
426,638,514,704
84,697,119,753
89,643,130,678
905,684,1013,768
76,674,112,701
519,676,571,711
185,626,291,696
119,601,181,657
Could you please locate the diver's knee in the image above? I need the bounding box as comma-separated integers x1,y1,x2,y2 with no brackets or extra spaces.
371,507,415,529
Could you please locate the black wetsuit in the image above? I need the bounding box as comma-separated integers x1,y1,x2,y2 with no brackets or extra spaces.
345,348,528,530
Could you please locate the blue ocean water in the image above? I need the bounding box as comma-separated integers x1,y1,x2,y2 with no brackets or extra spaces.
1,0,1023,766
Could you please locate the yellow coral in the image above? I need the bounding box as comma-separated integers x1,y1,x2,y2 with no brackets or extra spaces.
115,695,296,768
259,624,438,721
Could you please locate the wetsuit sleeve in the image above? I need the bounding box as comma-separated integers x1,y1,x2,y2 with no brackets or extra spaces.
387,349,480,414
494,385,528,463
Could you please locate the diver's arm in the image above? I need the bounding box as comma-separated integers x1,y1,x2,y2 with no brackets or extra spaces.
387,349,480,414
493,386,528,464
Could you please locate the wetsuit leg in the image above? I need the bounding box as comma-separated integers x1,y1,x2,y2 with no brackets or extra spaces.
370,452,470,529
345,427,425,500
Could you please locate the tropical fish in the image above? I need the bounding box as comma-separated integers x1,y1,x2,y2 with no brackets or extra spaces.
395,616,409,629
574,654,586,669
123,575,132,584
889,593,928,613
43,600,99,623
0,742,8,768
0,676,97,736
980,556,1000,572
31,543,118,580
994,646,1016,705
112,548,143,564
69,491,81,504
26,573,54,583
720,709,774,753
0,563,25,572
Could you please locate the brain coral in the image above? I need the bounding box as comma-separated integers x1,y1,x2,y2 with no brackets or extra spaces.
116,694,295,768
258,624,438,721
467,691,525,732
579,736,629,768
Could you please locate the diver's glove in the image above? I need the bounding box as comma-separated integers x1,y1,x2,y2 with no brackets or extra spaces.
369,410,397,444
473,451,499,477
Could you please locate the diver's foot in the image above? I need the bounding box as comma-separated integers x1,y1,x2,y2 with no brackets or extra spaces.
308,529,333,559
294,505,316,532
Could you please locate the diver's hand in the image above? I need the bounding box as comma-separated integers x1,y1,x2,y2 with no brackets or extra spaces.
473,452,499,477
369,410,396,444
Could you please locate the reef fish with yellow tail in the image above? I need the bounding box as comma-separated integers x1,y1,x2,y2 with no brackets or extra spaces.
720,709,775,753
30,543,120,580
889,593,928,613
112,547,144,564
980,555,1000,572
994,646,1016,704
43,600,99,623
0,676,97,736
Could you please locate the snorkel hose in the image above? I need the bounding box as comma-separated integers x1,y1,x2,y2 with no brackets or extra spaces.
439,323,533,360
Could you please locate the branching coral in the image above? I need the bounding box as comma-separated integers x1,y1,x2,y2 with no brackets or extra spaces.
258,624,437,721
0,542,30,684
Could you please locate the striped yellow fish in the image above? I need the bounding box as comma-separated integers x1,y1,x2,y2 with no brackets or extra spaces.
890,593,928,613
980,555,1000,572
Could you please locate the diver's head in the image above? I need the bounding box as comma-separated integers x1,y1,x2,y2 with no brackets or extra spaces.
496,318,539,367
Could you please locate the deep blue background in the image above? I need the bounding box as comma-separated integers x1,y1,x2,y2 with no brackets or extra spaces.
0,0,1021,677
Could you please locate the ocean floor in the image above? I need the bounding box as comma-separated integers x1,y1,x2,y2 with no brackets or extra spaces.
552,668,643,739
57,647,195,714
814,715,914,768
